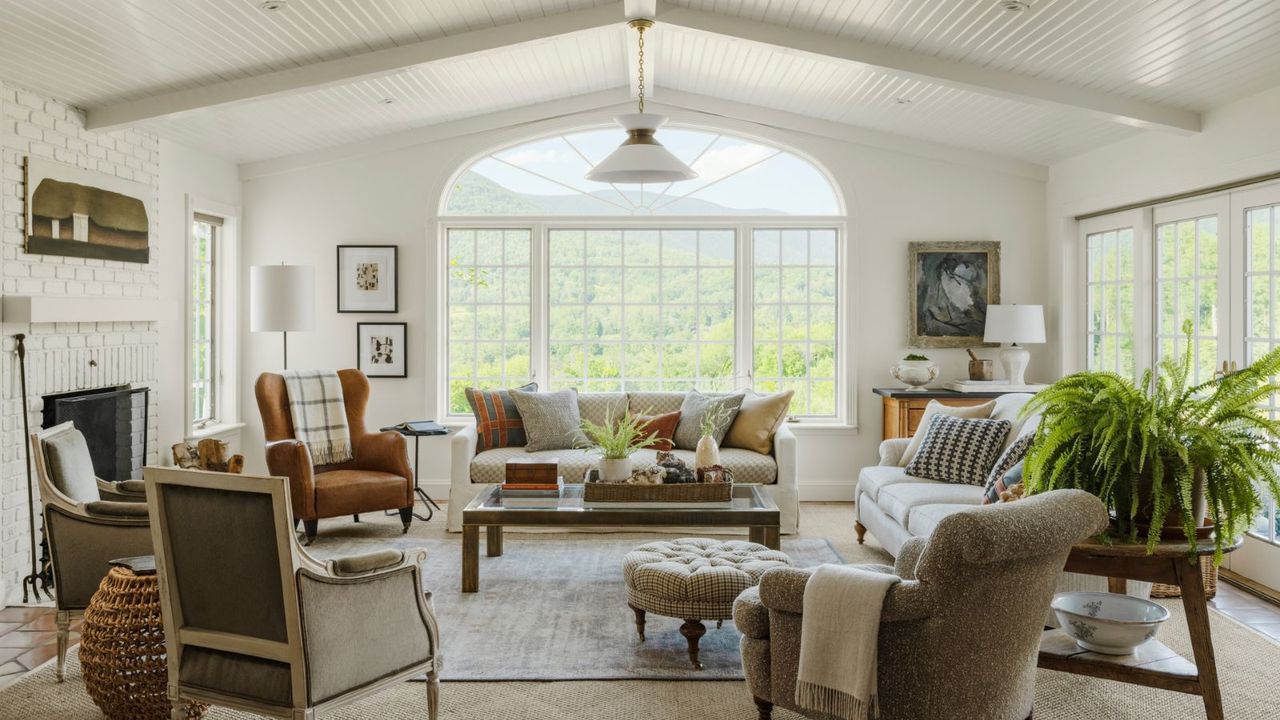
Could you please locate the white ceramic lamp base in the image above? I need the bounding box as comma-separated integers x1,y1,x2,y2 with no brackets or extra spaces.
1000,345,1031,386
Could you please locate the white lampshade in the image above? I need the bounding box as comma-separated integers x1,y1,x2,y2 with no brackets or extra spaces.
250,264,314,332
585,114,698,184
984,304,1045,345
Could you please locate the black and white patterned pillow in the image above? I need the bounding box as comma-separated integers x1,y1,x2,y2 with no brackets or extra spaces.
904,415,1011,485
983,432,1035,503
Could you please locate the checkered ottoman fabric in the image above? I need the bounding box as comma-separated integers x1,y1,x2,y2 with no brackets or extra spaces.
623,538,793,620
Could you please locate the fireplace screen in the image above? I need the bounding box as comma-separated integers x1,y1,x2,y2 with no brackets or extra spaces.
41,385,150,482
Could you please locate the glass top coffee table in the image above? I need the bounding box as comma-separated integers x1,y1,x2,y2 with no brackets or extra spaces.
460,484,781,592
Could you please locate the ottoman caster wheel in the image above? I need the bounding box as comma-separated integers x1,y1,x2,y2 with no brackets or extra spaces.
680,619,706,670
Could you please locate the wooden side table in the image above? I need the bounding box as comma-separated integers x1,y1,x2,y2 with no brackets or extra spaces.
873,388,1026,440
1037,538,1240,720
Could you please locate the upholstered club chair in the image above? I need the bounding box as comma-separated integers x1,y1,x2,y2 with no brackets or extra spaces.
144,467,441,720
735,489,1108,720
256,369,415,544
31,422,153,682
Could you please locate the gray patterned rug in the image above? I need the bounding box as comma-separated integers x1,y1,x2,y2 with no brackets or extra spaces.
304,533,844,681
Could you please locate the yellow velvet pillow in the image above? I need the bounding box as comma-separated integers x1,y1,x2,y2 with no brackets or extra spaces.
723,390,794,454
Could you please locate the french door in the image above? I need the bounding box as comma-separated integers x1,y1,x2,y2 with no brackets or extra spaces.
1081,185,1280,590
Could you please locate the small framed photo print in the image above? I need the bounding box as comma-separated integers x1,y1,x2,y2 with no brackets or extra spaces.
338,245,397,313
357,322,407,378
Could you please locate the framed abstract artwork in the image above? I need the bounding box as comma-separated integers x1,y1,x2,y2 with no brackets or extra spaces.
908,241,1001,348
337,245,398,313
357,322,407,378
24,157,151,263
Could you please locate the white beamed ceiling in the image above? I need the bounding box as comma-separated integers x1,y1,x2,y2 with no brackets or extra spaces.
1,0,1280,166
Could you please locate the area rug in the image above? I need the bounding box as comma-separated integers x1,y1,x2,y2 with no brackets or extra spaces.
304,534,845,680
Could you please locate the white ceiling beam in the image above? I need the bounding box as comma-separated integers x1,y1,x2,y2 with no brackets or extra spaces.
657,3,1201,135
85,2,626,131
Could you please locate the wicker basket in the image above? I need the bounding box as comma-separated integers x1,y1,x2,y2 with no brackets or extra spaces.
583,469,732,503
80,566,206,720
1149,555,1219,599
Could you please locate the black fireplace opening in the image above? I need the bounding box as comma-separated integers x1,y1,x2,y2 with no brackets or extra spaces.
41,385,151,482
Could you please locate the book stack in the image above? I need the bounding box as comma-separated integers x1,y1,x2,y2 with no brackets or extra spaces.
502,457,562,498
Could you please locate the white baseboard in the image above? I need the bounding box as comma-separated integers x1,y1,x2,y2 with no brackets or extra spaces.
420,479,855,504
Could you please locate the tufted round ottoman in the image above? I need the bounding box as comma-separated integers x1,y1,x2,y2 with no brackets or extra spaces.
623,538,792,669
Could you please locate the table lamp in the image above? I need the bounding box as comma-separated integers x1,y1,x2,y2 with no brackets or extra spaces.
250,264,314,370
983,304,1044,386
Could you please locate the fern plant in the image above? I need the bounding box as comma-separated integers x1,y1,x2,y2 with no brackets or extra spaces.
580,411,658,460
1022,320,1280,561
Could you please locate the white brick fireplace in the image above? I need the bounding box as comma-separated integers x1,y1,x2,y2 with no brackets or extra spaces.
0,82,161,603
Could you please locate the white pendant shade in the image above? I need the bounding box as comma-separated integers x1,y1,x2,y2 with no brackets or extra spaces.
250,264,315,332
983,304,1045,344
585,113,697,184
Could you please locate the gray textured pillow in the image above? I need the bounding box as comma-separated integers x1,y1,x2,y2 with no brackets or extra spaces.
509,388,589,452
673,391,745,451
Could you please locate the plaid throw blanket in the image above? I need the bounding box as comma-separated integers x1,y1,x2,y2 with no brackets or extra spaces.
282,370,353,466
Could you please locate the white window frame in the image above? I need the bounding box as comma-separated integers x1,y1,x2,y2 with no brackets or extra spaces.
1152,196,1231,383
1079,210,1150,377
438,216,851,425
184,196,241,438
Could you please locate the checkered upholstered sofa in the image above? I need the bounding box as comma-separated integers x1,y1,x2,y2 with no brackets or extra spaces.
447,391,798,534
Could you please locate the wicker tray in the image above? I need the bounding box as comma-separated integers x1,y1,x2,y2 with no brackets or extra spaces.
582,468,732,503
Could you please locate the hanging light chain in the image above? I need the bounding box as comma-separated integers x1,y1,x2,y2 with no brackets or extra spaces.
630,18,653,114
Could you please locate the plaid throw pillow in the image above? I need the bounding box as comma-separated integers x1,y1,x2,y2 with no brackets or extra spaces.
904,415,1011,485
466,383,537,451
983,432,1035,504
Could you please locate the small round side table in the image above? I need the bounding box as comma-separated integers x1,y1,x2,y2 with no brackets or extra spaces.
79,556,205,720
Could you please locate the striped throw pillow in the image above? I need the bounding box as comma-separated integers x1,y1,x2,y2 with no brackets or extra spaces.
904,415,1011,485
983,432,1035,504
466,383,537,451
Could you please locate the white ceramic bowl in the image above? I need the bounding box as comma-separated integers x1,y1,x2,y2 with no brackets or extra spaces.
1051,591,1170,655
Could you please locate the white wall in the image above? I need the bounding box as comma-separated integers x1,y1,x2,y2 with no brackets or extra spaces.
239,108,1049,499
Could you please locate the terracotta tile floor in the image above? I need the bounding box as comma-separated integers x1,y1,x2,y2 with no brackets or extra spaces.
0,606,79,691
0,581,1275,692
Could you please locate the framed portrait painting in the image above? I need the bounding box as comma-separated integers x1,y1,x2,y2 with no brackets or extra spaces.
908,241,1001,348
337,245,397,312
357,322,407,378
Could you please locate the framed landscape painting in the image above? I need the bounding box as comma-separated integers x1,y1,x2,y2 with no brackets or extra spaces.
24,157,151,263
908,241,1000,348
357,322,407,378
337,244,398,312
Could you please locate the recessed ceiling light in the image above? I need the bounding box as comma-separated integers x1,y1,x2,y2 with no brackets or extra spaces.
259,0,287,11
895,97,912,105
1000,0,1031,11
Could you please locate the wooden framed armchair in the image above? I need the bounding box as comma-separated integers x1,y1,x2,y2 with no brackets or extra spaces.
734,490,1109,720
145,467,441,720
31,422,153,682
255,369,415,544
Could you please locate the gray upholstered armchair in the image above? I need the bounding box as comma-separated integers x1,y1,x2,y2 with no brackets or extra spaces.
734,489,1108,720
31,421,153,682
145,467,441,720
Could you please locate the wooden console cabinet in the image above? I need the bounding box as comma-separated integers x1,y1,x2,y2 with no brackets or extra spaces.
874,387,1028,440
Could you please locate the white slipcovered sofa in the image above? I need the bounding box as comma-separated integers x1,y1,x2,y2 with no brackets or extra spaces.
448,390,799,534
855,392,1150,599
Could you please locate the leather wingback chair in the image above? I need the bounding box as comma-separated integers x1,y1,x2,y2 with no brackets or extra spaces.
32,422,153,682
255,369,414,544
144,467,440,720
734,490,1109,720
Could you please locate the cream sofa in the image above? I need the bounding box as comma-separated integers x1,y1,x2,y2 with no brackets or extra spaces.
855,392,1150,599
448,390,798,534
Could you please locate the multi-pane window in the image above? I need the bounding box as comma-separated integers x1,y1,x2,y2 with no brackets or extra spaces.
1155,215,1219,383
548,228,735,392
190,214,220,428
1085,227,1136,376
1245,203,1280,543
446,228,532,414
752,229,838,416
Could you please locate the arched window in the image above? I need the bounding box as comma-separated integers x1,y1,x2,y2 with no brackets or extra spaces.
441,126,847,421
444,127,841,216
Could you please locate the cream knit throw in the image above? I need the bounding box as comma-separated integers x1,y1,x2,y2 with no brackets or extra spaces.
282,370,354,466
796,565,900,720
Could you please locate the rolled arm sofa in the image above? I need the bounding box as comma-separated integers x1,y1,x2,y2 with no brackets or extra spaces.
447,391,798,534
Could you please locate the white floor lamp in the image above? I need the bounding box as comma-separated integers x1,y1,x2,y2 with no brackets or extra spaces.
983,304,1045,386
250,264,315,370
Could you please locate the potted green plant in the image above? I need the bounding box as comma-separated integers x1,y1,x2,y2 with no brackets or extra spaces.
892,353,938,390
1023,321,1280,561
694,402,734,470
581,411,659,482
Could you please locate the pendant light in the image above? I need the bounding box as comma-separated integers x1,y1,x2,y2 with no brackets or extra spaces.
585,18,697,184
